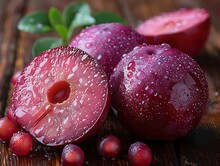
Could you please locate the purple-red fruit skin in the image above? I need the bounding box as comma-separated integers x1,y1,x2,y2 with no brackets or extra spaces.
0,117,19,142
61,144,85,166
9,132,33,156
128,142,152,166
69,23,146,78
110,44,208,140
97,134,121,159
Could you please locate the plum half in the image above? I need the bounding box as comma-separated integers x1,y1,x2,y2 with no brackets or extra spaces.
136,8,210,57
110,44,208,140
11,46,110,146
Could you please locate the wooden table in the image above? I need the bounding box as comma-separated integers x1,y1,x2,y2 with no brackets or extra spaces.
0,0,220,165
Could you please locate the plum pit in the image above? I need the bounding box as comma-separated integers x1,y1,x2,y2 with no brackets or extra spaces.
47,80,71,104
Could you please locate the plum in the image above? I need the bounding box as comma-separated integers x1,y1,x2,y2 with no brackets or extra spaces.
110,44,208,140
69,23,146,78
11,46,110,146
136,8,210,57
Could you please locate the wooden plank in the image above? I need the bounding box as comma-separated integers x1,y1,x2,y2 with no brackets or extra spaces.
0,0,27,115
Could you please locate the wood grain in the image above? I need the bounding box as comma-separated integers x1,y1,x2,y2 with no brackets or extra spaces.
0,0,220,165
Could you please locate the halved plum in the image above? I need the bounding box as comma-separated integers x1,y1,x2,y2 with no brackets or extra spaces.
136,8,210,57
11,46,110,146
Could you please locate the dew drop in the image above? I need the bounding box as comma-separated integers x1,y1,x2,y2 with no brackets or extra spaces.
85,42,93,49
136,71,145,80
148,89,154,94
164,75,169,80
97,55,102,60
127,61,135,71
161,43,170,47
127,72,133,78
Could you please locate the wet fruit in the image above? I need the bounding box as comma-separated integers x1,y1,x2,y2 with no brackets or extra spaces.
61,144,85,166
136,8,210,57
6,106,17,123
128,142,152,166
110,44,208,140
97,134,121,159
11,71,22,85
0,117,19,142
69,23,146,78
9,132,33,156
11,46,110,146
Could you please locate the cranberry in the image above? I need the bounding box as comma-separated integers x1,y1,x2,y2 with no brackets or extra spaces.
61,144,85,166
9,132,33,156
128,142,152,166
0,117,18,142
97,134,121,159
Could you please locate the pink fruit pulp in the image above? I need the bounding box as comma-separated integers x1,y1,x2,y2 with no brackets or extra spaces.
11,46,110,146
110,44,208,140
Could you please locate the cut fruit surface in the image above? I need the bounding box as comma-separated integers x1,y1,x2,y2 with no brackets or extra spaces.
137,8,209,35
11,46,110,146
136,8,210,56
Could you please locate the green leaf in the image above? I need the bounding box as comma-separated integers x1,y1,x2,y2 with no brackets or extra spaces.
54,25,68,38
93,11,128,25
62,2,88,28
18,11,52,33
32,37,64,56
49,7,63,27
66,3,95,41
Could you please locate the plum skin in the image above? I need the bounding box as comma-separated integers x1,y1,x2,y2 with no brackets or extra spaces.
69,23,146,78
110,44,209,140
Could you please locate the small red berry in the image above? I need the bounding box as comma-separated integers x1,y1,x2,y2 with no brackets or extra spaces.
128,142,152,166
0,117,19,142
9,132,33,156
11,71,22,85
97,134,121,159
6,106,17,123
61,144,85,166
